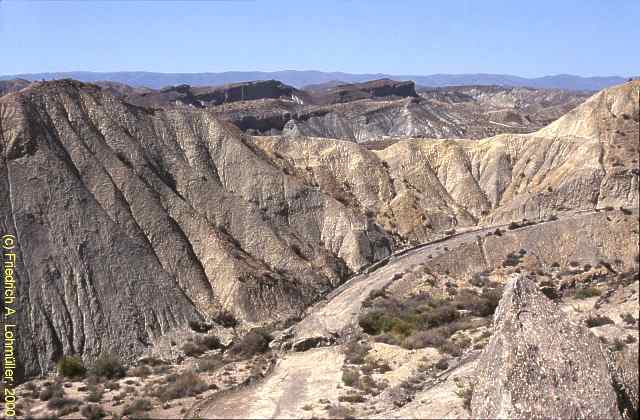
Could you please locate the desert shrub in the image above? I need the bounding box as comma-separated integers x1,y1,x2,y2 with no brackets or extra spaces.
362,358,391,374
182,341,207,357
105,380,120,391
343,340,370,365
339,392,366,403
326,404,355,419
198,334,222,350
155,371,208,402
128,365,152,378
373,333,400,346
196,354,225,372
569,261,579,267
508,221,521,230
502,252,522,267
342,368,360,387
585,315,614,328
189,320,212,333
624,335,637,344
620,312,636,325
575,287,601,299
453,288,501,317
57,355,86,378
80,403,105,420
439,340,463,356
47,397,81,411
122,398,153,416
435,358,449,370
363,288,387,307
85,385,103,403
455,383,474,412
39,382,64,401
90,353,125,379
611,338,626,352
228,328,272,357
470,272,487,287
403,330,446,349
215,310,238,328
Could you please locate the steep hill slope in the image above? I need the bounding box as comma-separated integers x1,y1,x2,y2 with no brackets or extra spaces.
0,80,637,383
0,80,391,379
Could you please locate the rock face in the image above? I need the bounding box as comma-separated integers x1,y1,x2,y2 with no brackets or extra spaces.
109,80,305,109
0,80,391,379
0,79,637,382
471,276,622,419
309,79,418,105
0,79,31,97
105,79,590,142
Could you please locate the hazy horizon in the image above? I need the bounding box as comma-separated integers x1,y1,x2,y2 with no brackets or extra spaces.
1,0,638,77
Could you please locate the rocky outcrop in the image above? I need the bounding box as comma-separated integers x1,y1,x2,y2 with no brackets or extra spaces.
0,80,391,379
111,80,305,109
0,79,31,97
471,276,622,419
105,80,590,142
309,79,418,105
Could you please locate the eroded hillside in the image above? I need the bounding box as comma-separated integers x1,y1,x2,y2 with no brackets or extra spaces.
0,79,638,396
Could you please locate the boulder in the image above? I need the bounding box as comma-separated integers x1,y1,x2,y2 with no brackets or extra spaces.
471,276,622,419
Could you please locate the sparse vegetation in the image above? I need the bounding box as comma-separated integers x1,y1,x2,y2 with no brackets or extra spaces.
585,315,614,328
80,403,105,420
47,396,81,411
342,368,360,387
215,310,238,328
182,341,207,357
326,403,355,419
57,355,86,378
359,287,500,354
343,339,370,365
154,371,208,402
620,312,636,325
196,354,225,372
90,353,126,379
574,287,601,299
39,382,64,401
122,398,153,416
228,328,272,357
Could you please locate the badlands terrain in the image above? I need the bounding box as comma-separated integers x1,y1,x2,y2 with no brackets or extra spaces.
0,78,638,419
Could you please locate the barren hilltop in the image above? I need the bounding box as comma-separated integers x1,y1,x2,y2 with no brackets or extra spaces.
0,79,638,419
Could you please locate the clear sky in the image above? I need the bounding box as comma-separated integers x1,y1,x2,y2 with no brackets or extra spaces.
1,0,638,77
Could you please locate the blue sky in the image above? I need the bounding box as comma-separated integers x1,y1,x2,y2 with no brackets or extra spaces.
1,0,638,77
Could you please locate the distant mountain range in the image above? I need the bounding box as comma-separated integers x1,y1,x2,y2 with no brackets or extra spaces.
0,70,633,91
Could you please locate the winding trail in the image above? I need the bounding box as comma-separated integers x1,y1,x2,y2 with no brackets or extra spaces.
187,208,626,419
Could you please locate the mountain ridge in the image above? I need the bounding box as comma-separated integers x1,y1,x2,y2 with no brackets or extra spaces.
0,70,633,91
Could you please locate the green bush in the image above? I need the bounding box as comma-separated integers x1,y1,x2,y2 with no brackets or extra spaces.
342,368,360,387
228,328,272,357
585,315,614,328
122,398,153,416
196,354,225,372
39,382,64,401
154,371,208,402
343,340,370,365
80,403,105,420
182,341,207,357
575,287,601,299
57,356,86,378
90,353,126,379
